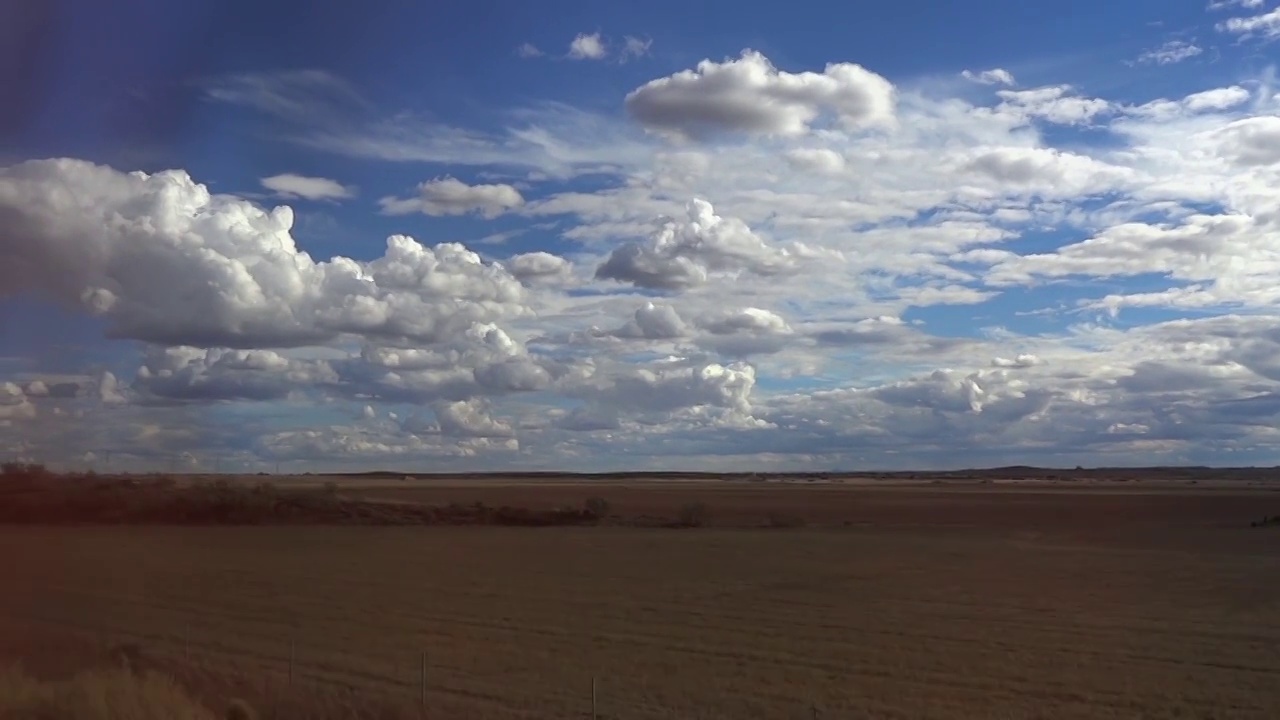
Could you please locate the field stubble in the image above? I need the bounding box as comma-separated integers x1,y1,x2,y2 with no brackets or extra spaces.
1,483,1278,719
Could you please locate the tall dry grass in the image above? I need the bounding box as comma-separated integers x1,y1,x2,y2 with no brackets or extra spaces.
0,664,218,720
0,657,421,720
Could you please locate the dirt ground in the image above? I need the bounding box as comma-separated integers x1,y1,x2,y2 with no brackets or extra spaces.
1,482,1278,719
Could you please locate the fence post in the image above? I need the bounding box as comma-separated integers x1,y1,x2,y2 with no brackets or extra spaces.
420,650,427,713
289,639,295,686
591,675,597,720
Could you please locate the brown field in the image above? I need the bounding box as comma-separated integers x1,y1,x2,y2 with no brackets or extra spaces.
2,482,1279,719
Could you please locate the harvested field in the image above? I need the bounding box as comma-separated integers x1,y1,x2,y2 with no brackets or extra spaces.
1,483,1279,719
350,481,1280,544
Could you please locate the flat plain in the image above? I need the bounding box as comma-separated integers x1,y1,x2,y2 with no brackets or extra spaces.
2,480,1279,719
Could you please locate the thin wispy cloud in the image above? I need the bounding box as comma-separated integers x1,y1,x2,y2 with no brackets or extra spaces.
1134,39,1204,65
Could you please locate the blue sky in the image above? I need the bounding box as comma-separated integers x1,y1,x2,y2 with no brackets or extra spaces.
4,0,1280,471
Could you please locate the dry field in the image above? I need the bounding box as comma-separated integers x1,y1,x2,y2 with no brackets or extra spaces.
1,483,1279,719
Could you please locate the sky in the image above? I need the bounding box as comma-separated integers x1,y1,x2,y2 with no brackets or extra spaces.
4,0,1280,473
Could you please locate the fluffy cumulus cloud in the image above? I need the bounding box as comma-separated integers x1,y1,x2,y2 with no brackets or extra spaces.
0,160,530,351
506,252,573,285
625,50,895,139
379,177,525,217
15,34,1280,471
568,32,607,60
596,199,800,289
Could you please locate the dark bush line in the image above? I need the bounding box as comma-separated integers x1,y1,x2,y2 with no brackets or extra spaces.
0,467,608,527
1251,515,1280,528
0,466,842,529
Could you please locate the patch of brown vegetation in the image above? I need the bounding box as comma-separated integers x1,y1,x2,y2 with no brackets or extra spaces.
0,654,419,720
0,663,219,720
0,468,607,527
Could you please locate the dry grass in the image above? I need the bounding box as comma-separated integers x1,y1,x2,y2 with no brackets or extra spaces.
0,663,218,720
0,657,423,720
0,484,1278,719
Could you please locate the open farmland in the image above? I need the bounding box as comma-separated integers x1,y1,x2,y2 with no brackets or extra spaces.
1,483,1279,719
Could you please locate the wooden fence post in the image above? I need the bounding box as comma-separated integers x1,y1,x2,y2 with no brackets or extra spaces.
591,675,597,720
420,650,427,713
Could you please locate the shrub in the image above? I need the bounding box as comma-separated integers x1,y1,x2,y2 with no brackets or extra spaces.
1251,515,1280,528
677,502,710,527
1,462,51,479
322,481,339,496
583,496,611,519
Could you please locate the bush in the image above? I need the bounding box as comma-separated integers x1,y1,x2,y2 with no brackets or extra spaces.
1,462,52,479
583,496,611,519
1251,515,1280,528
677,502,710,527
322,481,339,496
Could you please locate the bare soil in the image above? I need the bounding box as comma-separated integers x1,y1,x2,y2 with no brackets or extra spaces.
1,482,1278,719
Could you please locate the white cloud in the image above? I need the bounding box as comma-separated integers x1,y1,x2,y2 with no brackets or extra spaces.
300,101,652,178
625,50,896,139
260,173,354,201
1207,0,1264,10
961,68,1016,86
620,36,652,62
434,398,515,438
992,354,1043,368
0,159,529,349
21,45,1280,470
0,382,36,421
506,252,573,285
516,42,543,58
379,177,525,218
610,302,689,339
994,86,1111,125
568,33,607,60
1217,7,1280,38
203,70,366,120
1135,40,1204,65
784,148,846,174
596,199,798,289
1214,115,1280,165
962,146,1134,195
